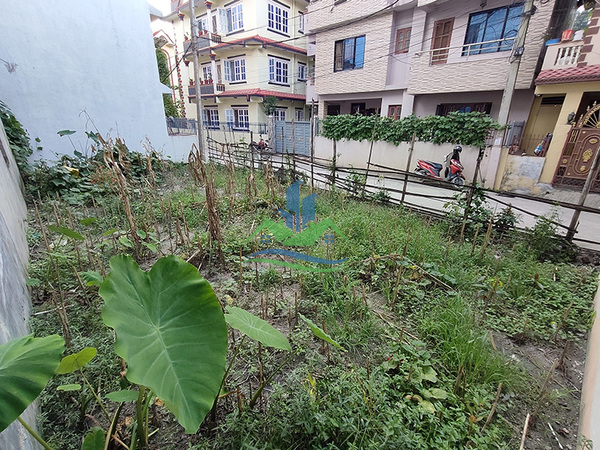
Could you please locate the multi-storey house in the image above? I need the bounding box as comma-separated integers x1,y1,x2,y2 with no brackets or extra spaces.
159,0,309,138
308,0,562,125
519,5,600,193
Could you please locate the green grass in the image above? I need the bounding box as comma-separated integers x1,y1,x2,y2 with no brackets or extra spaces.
25,160,597,449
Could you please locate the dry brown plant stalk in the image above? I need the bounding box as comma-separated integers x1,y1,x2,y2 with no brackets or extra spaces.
97,135,140,254
189,144,223,246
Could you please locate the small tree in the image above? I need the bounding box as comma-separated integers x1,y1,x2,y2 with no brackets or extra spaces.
262,95,278,117
155,48,180,118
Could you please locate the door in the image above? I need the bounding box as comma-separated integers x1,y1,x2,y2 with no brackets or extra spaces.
553,103,600,192
431,18,454,64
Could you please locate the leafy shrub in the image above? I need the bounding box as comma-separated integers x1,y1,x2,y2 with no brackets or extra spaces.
521,210,578,262
0,100,34,178
321,112,502,147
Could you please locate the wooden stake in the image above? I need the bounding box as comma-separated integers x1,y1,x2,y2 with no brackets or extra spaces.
519,413,531,450
482,382,503,432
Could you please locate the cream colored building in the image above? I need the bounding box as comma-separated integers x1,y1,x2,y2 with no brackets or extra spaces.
154,0,309,139
503,5,600,193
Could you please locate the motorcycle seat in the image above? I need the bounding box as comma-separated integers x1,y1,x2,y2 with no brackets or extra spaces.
424,161,443,171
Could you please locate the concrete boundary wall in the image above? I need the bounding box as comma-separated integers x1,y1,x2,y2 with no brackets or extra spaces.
0,125,38,449
313,135,496,185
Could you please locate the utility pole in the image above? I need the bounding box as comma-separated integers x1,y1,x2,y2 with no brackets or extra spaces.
497,0,535,126
189,0,207,161
566,144,600,241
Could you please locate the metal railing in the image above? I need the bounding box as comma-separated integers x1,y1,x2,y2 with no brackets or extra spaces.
188,83,226,98
415,37,516,65
166,117,197,136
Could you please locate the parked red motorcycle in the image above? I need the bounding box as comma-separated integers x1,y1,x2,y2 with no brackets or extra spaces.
414,146,465,187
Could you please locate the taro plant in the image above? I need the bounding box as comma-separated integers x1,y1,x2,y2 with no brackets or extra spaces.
98,254,228,444
0,334,65,448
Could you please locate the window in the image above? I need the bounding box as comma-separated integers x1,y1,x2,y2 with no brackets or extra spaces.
351,103,366,114
334,36,365,71
201,63,212,81
295,108,305,121
202,108,219,128
197,15,209,33
226,107,249,129
436,103,492,116
269,56,289,85
298,12,305,33
224,56,246,82
395,28,411,54
298,63,307,81
227,3,244,33
463,4,523,55
268,2,289,35
388,105,401,120
327,104,340,116
274,108,287,121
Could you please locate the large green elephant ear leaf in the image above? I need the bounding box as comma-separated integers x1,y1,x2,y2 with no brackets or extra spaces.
0,334,65,432
99,255,227,434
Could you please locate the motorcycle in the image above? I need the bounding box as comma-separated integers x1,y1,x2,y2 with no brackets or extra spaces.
414,158,465,187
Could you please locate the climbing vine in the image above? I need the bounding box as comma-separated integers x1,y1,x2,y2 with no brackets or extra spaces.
0,100,34,178
321,112,502,147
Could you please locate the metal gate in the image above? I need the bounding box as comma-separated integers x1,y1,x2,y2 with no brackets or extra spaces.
553,103,600,192
274,120,311,156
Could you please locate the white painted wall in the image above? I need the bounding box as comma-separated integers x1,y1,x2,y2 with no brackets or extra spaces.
313,135,482,182
0,0,174,161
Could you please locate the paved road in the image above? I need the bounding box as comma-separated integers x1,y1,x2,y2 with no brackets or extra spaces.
287,157,600,251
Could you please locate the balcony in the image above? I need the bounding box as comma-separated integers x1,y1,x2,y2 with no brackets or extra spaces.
541,42,583,71
188,81,225,100
408,38,517,95
183,31,222,54
166,117,197,136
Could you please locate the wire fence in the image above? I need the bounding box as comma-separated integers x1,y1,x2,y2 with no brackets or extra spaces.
204,137,600,249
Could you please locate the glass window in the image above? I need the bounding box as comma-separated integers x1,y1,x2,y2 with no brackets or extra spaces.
463,4,524,55
298,12,305,33
268,2,289,35
269,56,289,85
395,28,411,54
224,57,246,82
201,64,212,81
295,108,305,121
233,107,249,129
197,15,209,33
334,36,366,71
202,108,219,128
298,63,307,81
274,108,286,121
227,3,243,32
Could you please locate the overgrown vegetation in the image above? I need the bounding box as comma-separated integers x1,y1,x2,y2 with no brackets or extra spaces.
156,47,180,118
0,100,35,178
321,111,502,147
2,133,597,449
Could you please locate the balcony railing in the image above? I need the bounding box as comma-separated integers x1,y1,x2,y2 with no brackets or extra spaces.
183,31,222,54
415,37,516,65
541,42,583,70
188,82,225,99
166,117,197,136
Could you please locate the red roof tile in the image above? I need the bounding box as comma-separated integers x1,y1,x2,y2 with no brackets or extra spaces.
535,64,600,85
202,88,305,101
211,35,306,55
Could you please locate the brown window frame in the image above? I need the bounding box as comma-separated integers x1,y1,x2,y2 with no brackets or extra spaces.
395,27,411,54
388,105,402,120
